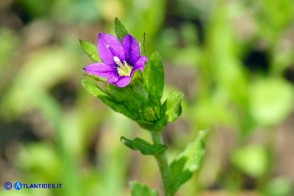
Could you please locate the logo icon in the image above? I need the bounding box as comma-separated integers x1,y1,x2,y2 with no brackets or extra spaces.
4,182,12,190
14,182,22,190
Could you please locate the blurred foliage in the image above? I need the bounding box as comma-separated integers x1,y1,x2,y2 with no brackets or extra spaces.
0,0,294,195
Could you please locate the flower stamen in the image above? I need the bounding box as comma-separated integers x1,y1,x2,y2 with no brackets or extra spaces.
114,56,133,76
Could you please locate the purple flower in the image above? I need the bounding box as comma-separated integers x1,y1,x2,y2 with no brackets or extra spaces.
83,33,148,87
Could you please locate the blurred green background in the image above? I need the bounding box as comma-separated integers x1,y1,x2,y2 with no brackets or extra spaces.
1,0,294,195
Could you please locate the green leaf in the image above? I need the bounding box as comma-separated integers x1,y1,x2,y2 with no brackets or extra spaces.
114,17,128,41
130,181,158,196
81,78,105,97
162,90,184,122
79,39,100,62
83,73,107,82
143,52,164,101
120,137,166,155
81,79,138,120
170,130,208,193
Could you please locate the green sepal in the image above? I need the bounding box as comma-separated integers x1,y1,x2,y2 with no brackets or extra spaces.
81,79,138,120
115,17,129,41
120,137,166,155
170,130,208,193
130,181,158,196
104,71,162,127
105,84,145,114
79,39,100,62
132,71,161,124
142,33,146,55
105,71,147,103
143,52,164,102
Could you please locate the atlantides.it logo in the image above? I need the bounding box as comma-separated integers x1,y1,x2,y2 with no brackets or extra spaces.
3,181,62,190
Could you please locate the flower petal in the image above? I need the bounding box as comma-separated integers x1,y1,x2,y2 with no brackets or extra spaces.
114,76,132,87
122,34,140,65
83,63,118,81
98,33,125,65
134,56,148,71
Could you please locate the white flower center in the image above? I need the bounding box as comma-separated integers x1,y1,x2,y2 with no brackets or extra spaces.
114,56,133,77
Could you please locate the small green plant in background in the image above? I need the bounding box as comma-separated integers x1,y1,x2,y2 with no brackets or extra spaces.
80,18,208,196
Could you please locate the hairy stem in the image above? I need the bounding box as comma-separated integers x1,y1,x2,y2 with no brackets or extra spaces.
150,131,173,196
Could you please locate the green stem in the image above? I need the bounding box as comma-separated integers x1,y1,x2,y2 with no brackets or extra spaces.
150,131,173,196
